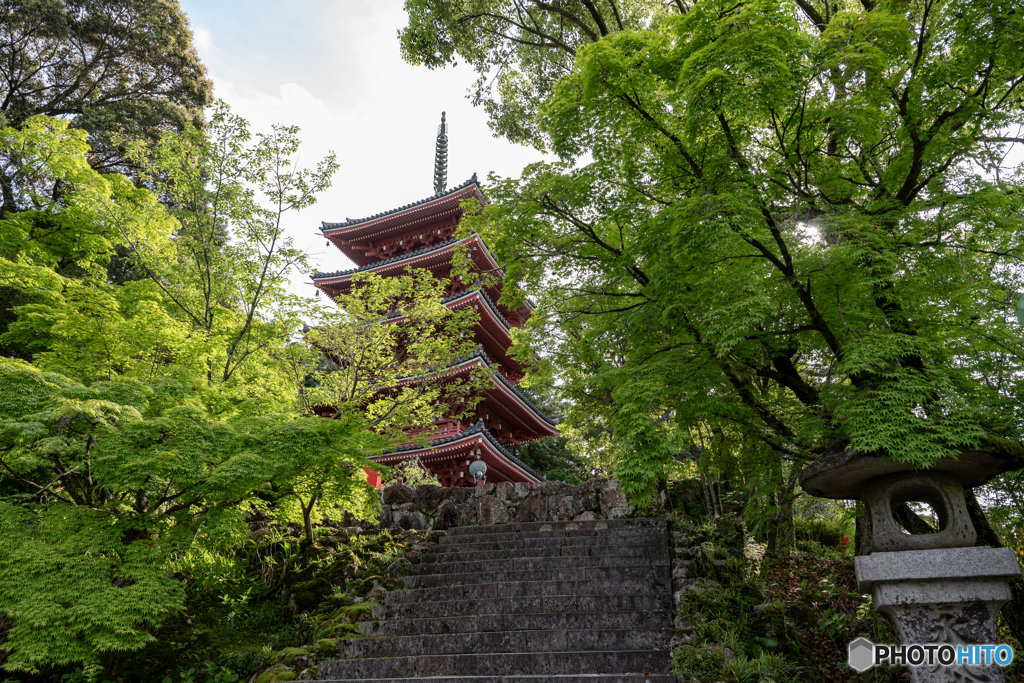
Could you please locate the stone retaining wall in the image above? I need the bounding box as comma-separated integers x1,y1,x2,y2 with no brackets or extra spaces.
377,479,634,531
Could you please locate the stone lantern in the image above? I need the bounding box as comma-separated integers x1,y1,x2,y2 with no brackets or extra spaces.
800,440,1023,683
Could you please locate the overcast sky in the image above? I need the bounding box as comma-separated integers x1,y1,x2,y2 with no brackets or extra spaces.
177,0,545,292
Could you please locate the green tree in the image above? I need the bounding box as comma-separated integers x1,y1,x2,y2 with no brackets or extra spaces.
0,357,379,674
304,270,487,444
0,111,371,672
240,413,380,546
400,0,663,147
0,115,177,362
0,0,212,189
405,0,1024,538
119,101,339,386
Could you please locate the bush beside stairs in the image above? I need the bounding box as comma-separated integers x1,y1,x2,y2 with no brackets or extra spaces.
317,518,676,682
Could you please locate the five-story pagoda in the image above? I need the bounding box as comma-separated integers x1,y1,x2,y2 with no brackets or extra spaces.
311,113,558,486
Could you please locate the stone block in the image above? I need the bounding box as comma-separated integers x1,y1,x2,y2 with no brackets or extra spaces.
854,546,1021,593
432,501,461,531
672,561,696,580
856,546,1020,683
537,481,570,496
493,481,514,503
383,484,415,506
548,495,579,522
398,511,426,530
415,485,450,515
476,495,510,525
570,483,598,511
446,487,472,503
516,492,547,523
600,479,633,519
457,502,477,526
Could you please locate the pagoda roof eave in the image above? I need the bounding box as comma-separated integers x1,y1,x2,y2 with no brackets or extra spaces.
385,288,512,334
311,235,500,283
321,175,483,240
433,352,558,431
374,419,545,483
311,350,557,436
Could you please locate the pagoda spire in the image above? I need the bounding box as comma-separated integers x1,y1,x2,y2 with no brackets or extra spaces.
433,111,448,195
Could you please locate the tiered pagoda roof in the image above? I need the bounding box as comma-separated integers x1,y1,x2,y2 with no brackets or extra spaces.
313,169,557,486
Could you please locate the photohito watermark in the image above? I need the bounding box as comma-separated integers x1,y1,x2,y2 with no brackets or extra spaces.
847,637,1015,672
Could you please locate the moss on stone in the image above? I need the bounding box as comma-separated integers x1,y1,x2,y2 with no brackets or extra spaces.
319,621,360,639
279,646,309,665
255,664,297,683
317,637,338,652
982,435,1024,468
348,574,385,595
331,601,375,622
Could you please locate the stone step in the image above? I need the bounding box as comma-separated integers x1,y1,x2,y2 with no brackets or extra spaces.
403,564,670,589
385,577,672,604
410,553,667,576
429,537,669,556
358,609,673,637
442,519,665,537
318,650,673,679
437,527,667,547
420,543,669,564
374,593,672,620
319,675,677,683
338,629,672,659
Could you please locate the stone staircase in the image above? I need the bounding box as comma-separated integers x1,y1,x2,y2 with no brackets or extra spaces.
318,518,675,682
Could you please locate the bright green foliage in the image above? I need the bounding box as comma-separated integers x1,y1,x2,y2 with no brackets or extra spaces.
0,358,252,526
120,102,339,385
409,0,1024,516
400,0,671,148
0,106,328,411
0,116,178,365
382,459,443,487
0,357,380,672
515,435,590,484
305,270,486,442
238,413,380,545
509,388,592,482
0,503,184,675
0,107,373,673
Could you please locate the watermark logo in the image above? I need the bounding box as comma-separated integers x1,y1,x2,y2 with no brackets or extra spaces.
848,637,1014,672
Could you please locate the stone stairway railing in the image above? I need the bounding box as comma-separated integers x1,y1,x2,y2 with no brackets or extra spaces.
317,518,676,682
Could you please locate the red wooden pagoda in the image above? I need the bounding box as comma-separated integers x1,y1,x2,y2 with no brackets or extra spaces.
311,114,557,486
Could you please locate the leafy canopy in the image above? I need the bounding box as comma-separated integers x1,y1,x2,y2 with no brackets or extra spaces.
0,0,212,184
0,106,370,673
305,269,486,444
410,0,1024,507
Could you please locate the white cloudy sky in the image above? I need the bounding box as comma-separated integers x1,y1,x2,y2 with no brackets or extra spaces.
178,0,545,292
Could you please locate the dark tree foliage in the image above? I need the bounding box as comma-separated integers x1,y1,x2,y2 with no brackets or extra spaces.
515,434,589,484
0,0,213,213
513,385,590,483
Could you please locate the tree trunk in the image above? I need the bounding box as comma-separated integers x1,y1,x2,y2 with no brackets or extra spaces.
657,477,673,513
301,496,316,546
892,501,935,535
767,491,796,554
767,469,800,554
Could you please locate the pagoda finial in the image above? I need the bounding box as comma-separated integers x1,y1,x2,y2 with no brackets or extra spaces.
433,111,448,195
